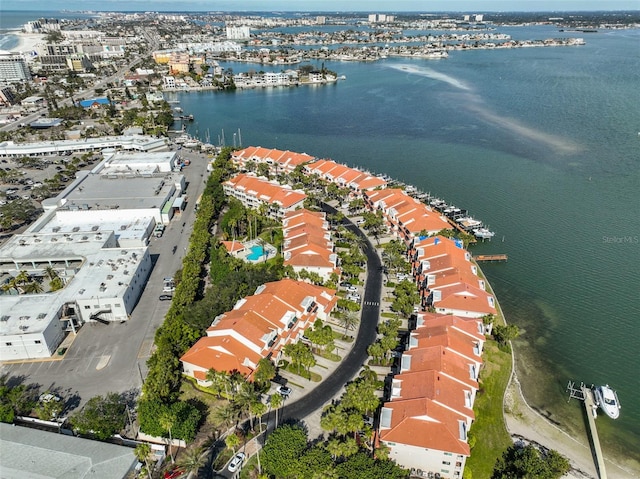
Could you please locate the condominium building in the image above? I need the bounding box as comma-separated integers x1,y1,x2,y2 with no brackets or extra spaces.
0,52,31,83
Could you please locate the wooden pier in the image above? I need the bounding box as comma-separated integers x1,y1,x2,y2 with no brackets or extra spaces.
567,382,608,479
474,254,508,262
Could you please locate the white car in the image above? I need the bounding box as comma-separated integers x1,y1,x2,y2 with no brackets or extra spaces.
228,452,245,472
345,285,358,293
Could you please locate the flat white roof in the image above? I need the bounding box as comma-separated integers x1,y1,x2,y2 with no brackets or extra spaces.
99,150,177,175
0,231,148,336
0,423,137,479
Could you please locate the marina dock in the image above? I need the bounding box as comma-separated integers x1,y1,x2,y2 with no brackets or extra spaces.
567,382,608,479
474,254,508,262
582,386,608,479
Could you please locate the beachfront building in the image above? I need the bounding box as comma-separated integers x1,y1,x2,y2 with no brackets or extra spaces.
379,313,484,478
282,209,339,282
180,279,337,383
304,159,387,194
0,52,31,83
411,236,497,318
364,189,452,242
231,146,315,175
223,173,306,219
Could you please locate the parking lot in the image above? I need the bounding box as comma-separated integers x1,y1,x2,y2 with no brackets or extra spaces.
1,149,211,411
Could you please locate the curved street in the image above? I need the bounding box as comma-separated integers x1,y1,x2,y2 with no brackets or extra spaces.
281,202,382,423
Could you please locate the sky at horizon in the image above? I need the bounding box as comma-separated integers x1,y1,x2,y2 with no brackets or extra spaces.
2,0,639,12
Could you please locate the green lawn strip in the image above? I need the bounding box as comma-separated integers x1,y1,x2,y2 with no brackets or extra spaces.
466,340,513,477
283,364,322,382
317,351,341,362
180,377,229,426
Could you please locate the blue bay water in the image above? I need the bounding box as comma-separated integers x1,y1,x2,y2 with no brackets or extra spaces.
175,26,640,465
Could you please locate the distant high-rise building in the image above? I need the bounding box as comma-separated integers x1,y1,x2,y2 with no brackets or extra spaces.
226,25,250,40
316,16,326,25
475,14,484,22
0,52,31,83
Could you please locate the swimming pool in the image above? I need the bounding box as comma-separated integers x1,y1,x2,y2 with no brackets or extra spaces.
247,245,266,261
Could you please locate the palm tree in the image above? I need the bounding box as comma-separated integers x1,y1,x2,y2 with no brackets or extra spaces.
22,281,44,294
134,443,153,479
177,447,205,475
159,411,176,464
44,266,59,281
270,391,282,428
213,402,237,430
225,431,240,453
251,400,267,433
325,437,342,461
338,312,360,339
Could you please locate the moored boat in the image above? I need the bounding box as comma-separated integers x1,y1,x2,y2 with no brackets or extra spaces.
593,385,621,419
473,228,495,239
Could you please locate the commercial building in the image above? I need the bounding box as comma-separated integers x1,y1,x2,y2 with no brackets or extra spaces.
0,150,186,361
0,51,31,83
0,422,137,478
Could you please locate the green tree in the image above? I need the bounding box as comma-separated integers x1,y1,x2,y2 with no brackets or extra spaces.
338,311,360,339
225,431,241,453
253,358,276,388
177,447,205,474
70,393,126,440
34,393,64,420
492,444,570,479
134,443,153,479
493,324,520,346
283,341,316,376
160,410,177,463
0,377,36,423
270,391,283,428
261,424,308,479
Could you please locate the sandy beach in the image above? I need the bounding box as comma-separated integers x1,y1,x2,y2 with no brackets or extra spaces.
504,371,639,478
3,31,45,54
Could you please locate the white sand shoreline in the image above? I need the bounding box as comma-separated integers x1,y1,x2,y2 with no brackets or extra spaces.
1,31,45,54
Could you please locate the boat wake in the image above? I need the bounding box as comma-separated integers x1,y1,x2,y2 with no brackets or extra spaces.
388,63,581,155
388,63,471,91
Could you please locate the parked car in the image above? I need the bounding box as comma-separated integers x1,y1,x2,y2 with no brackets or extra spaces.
345,285,358,293
158,294,173,301
347,294,361,302
339,281,352,288
164,467,185,479
228,452,246,472
277,385,292,398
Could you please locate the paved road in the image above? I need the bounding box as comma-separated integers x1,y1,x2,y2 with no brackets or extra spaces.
2,150,211,410
280,202,382,423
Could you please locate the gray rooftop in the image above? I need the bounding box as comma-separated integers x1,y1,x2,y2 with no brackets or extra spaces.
0,423,137,479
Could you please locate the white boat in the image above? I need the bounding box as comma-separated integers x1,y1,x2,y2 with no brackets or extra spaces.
473,228,495,239
593,385,621,419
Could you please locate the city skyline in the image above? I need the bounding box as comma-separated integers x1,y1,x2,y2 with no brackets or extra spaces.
3,0,639,12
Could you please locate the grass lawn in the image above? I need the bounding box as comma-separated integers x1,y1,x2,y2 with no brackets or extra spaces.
284,363,322,382
465,342,513,476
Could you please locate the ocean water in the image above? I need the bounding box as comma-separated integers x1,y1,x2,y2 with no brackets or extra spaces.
2,8,638,467
175,25,640,466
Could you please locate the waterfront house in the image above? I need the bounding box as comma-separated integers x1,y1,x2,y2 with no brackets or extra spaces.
222,173,307,219
379,312,483,478
180,279,336,383
411,236,496,318
231,146,315,175
304,159,387,194
364,189,452,241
